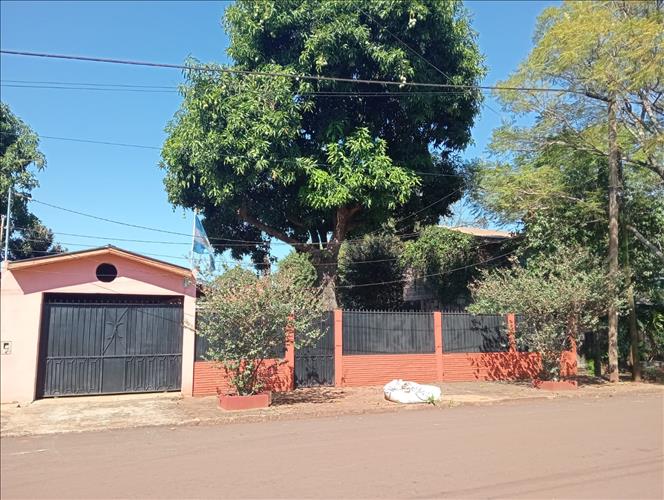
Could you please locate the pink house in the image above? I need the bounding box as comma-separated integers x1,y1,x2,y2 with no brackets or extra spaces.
0,246,197,404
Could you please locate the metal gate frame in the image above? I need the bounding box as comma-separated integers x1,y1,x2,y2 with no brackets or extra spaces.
37,293,184,397
294,311,335,387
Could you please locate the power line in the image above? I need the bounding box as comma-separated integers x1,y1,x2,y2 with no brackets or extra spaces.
2,80,481,96
22,185,471,248
5,131,464,177
20,237,513,289
0,50,574,94
15,226,190,245
20,195,280,244
39,134,161,150
1,83,178,93
2,81,495,99
392,187,464,229
335,250,516,288
1,78,177,89
21,238,190,262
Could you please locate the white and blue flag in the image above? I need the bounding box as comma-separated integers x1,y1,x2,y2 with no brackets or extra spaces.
192,214,215,271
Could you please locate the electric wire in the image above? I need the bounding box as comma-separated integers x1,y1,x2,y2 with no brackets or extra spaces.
0,50,574,95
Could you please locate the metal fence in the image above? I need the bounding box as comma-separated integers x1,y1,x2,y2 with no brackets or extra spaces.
194,309,511,362
295,311,335,387
342,310,435,354
442,312,509,353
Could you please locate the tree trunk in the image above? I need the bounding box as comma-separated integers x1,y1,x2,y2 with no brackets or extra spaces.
622,221,642,382
309,247,340,310
607,95,621,383
308,204,361,311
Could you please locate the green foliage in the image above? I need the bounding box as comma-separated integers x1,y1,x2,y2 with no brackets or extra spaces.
637,292,664,363
161,0,483,273
493,1,663,180
469,247,616,380
277,251,317,289
0,102,62,259
301,128,419,211
472,145,606,227
337,234,404,310
472,1,664,372
197,265,324,395
401,226,501,305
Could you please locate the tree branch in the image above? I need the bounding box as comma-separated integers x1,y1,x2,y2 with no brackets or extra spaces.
627,224,664,264
237,205,302,247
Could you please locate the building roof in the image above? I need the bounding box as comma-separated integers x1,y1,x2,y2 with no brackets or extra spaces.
444,226,513,239
6,245,193,277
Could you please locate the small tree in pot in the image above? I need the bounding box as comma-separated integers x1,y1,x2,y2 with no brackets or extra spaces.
469,246,616,382
197,265,324,399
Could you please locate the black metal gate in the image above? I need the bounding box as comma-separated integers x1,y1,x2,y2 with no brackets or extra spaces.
294,311,335,387
38,294,183,397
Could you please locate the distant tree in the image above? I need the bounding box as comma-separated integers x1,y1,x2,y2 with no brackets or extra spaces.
1,102,63,259
337,234,405,310
160,0,485,307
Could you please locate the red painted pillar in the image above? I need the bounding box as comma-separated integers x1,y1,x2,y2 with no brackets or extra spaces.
285,318,296,390
433,311,443,381
561,336,578,378
334,309,343,387
506,313,517,352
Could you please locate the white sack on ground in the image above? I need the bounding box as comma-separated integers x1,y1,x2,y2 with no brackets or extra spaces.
383,379,442,404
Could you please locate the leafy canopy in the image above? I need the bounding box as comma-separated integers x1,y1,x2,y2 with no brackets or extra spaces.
1,102,62,259
492,1,663,180
337,233,405,310
161,0,484,269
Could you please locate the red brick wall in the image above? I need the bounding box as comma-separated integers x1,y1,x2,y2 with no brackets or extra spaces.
191,310,578,394
441,352,542,382
192,360,292,396
341,354,439,387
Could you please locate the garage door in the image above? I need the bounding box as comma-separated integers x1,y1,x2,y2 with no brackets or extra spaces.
38,294,183,397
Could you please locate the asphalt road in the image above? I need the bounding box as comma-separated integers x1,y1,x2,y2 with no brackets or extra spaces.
2,391,662,499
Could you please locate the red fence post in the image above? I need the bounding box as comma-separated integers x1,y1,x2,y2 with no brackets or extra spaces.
433,311,443,381
561,336,578,378
506,313,517,352
334,309,343,387
285,319,295,391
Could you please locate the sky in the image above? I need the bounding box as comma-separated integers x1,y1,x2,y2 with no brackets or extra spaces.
0,0,556,267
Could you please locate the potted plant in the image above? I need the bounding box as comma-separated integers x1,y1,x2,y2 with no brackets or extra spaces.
469,247,616,390
197,260,324,410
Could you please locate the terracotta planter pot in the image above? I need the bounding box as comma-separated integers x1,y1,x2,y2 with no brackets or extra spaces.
218,392,272,411
532,379,578,391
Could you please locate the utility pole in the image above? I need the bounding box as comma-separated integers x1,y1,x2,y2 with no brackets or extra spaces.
0,215,5,255
3,186,12,263
607,95,620,383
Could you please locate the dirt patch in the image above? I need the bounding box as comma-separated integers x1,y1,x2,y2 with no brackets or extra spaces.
2,380,661,438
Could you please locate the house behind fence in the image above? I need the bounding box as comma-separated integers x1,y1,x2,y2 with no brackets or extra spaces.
192,309,577,396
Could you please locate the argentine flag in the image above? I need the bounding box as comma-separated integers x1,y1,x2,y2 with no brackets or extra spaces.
192,214,215,271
